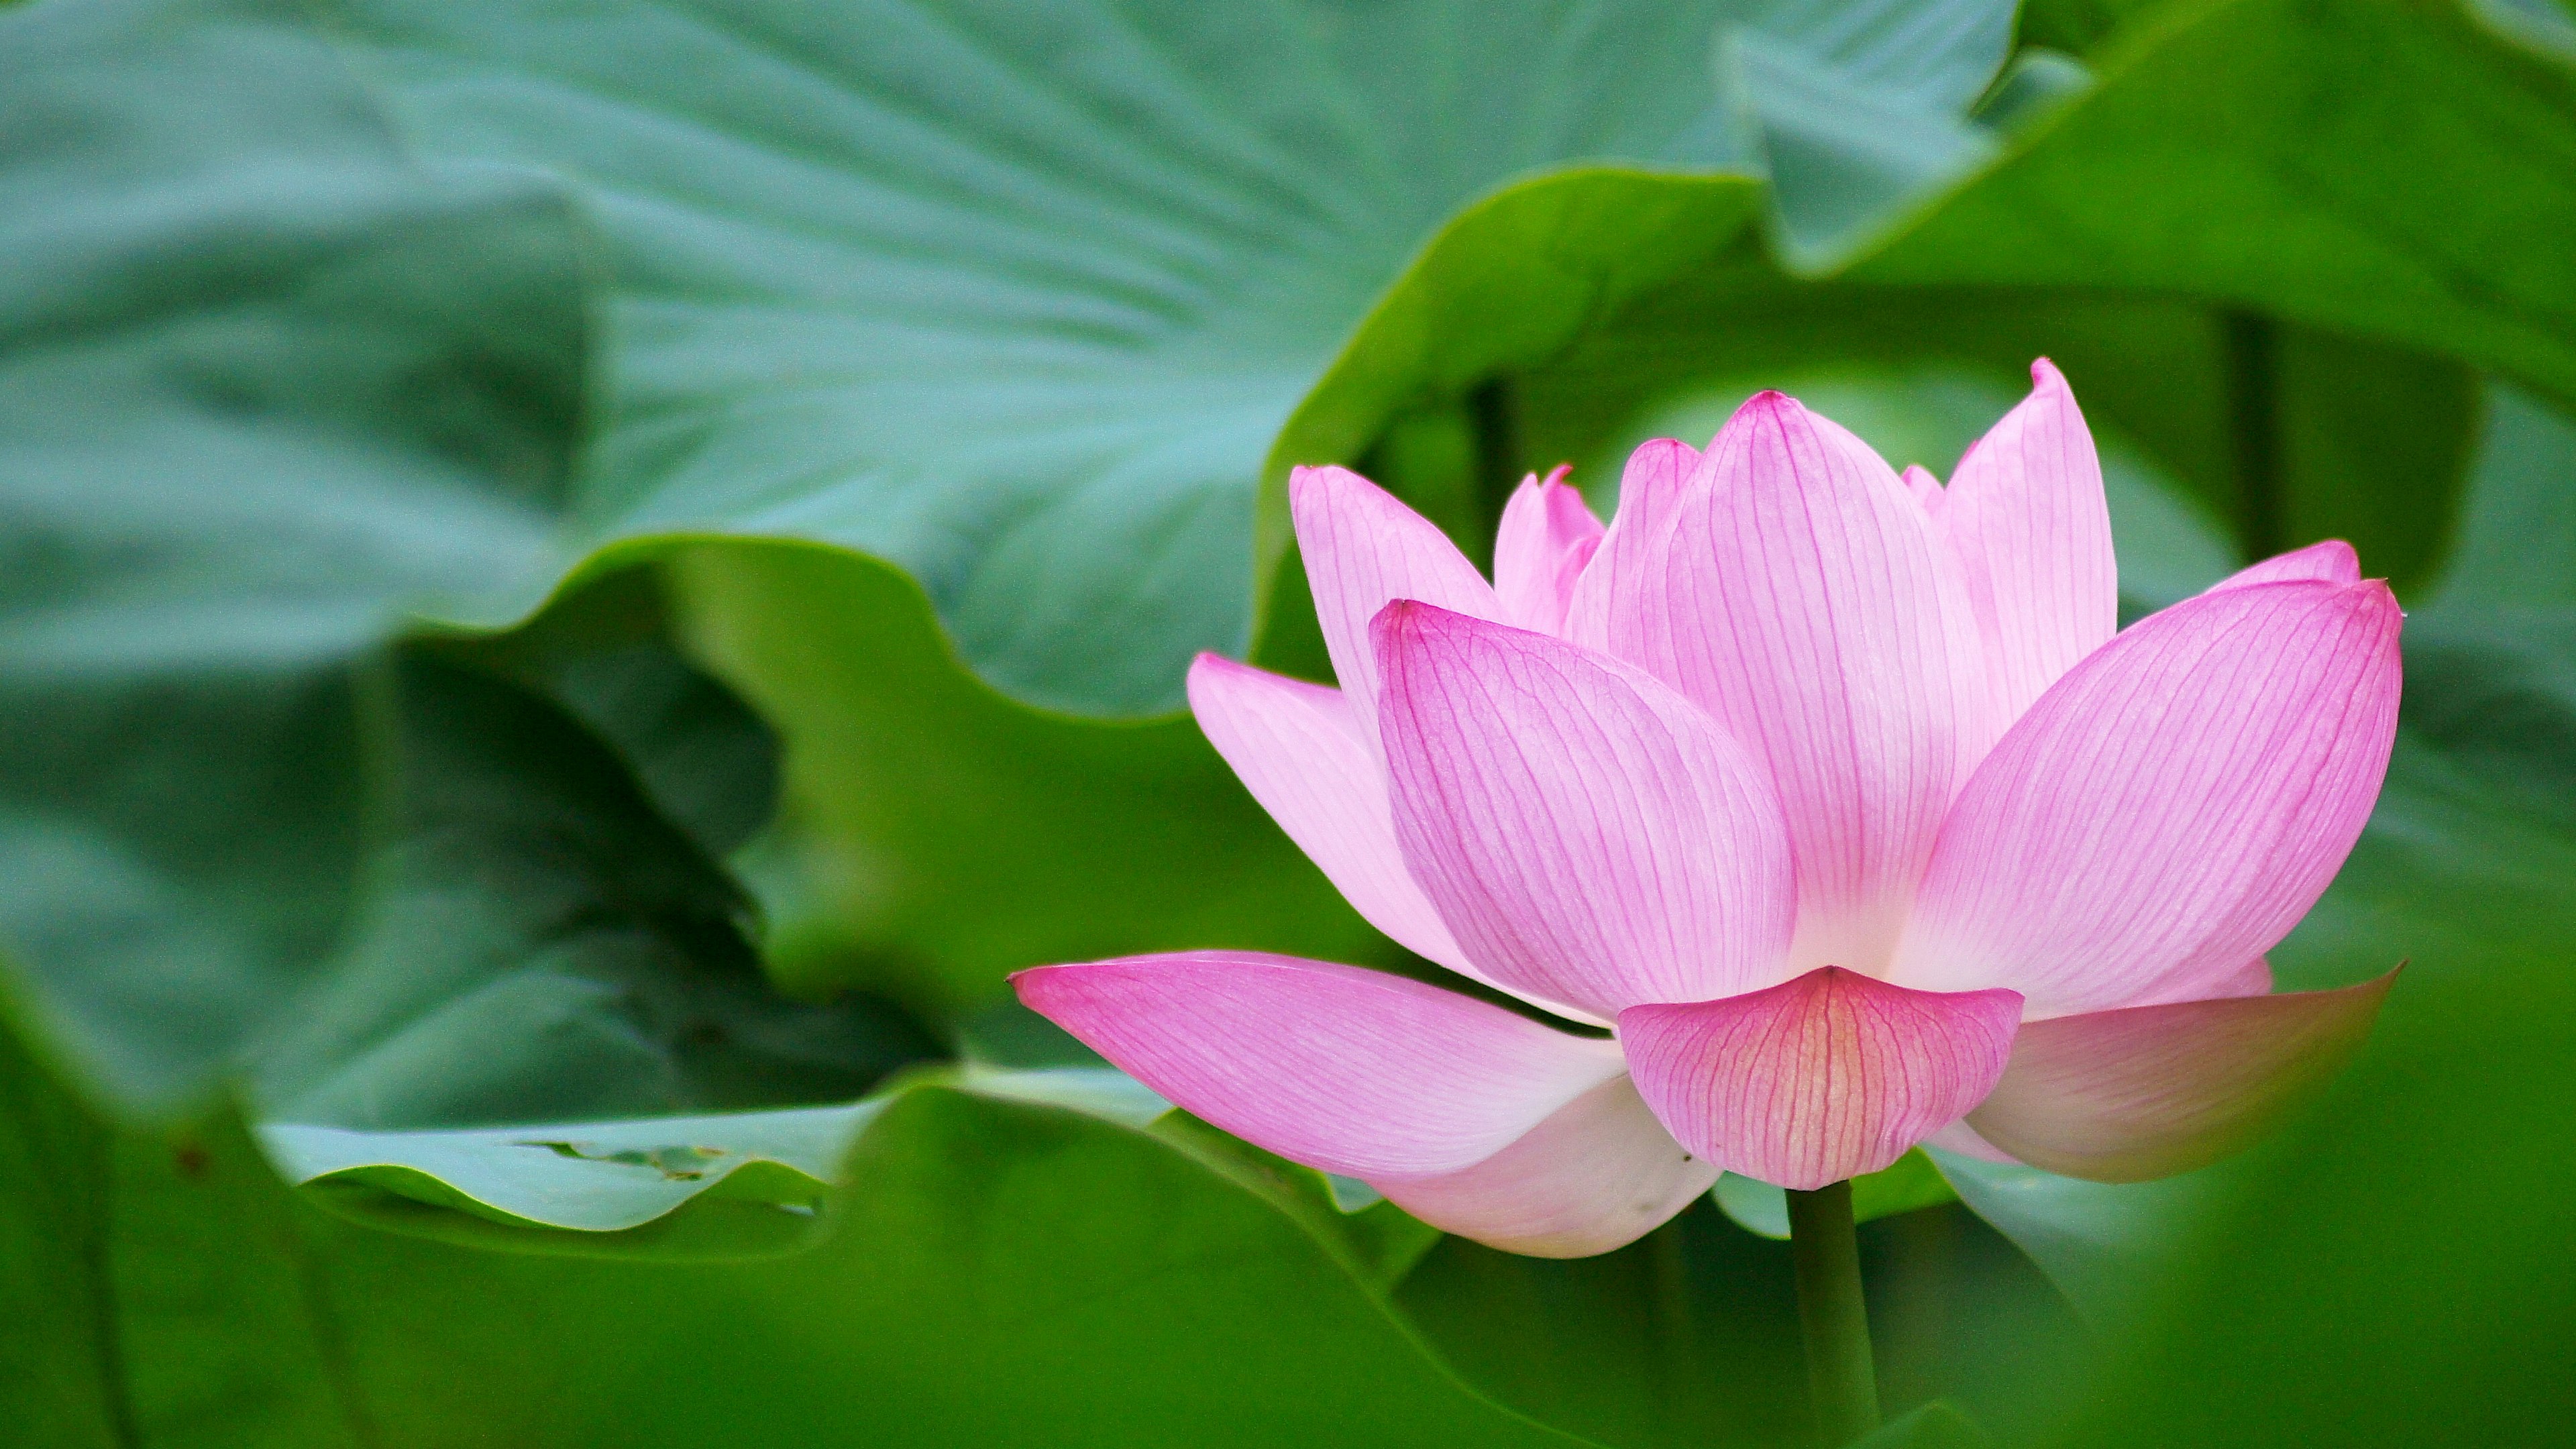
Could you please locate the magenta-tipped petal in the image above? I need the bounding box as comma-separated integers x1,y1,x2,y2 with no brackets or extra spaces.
1899,577,2402,1016
2208,539,2362,591
1373,602,1795,1019
1618,967,2023,1191
1564,437,1701,649
1967,969,2398,1182
1936,358,2118,725
1901,464,1945,514
1493,465,1605,637
1289,464,1499,753
1603,392,1993,974
1186,653,1474,979
1014,953,1625,1180
1379,1075,1718,1256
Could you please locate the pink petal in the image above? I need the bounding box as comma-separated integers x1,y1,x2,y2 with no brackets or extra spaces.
1378,1075,1718,1257
2123,955,2274,1009
1013,952,1625,1180
1493,464,1605,637
1289,464,1499,758
1618,967,2023,1191
1186,653,1474,978
1373,602,1795,1019
1935,359,2118,725
1923,1119,2017,1163
1602,392,1993,976
2208,539,2361,592
1966,969,2397,1182
1564,437,1701,650
1897,578,2403,1017
1902,464,1945,515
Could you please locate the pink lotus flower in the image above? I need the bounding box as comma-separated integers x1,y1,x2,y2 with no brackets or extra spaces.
1017,362,2399,1257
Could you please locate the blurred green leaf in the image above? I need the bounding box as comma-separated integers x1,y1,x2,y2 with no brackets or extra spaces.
330,0,1768,718
262,1103,875,1249
1725,32,1998,264
0,0,593,1117
253,651,939,1130
0,1017,125,1446
1397,1195,2077,1449
1851,1401,1993,1448
1851,0,2576,413
1727,0,2019,114
2405,383,2576,833
1969,49,2094,133
674,541,1397,1018
7,1037,1605,1447
1925,1150,2237,1325
457,567,785,861
1400,1204,1811,1449
253,1065,1166,1258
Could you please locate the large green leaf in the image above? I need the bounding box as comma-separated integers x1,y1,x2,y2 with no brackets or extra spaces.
673,541,1398,1017
0,1006,125,1447
22,0,2565,1102
0,0,594,1116
252,648,938,1130
2400,383,2576,833
252,1065,1164,1256
4,1026,1607,1448
331,0,1774,717
1853,0,2576,409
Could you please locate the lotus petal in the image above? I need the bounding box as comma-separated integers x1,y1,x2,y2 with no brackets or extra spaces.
1375,602,1794,1018
1968,970,2397,1181
1619,967,2022,1191
1014,951,1625,1180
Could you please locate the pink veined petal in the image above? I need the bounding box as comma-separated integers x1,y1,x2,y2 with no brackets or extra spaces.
1902,464,1945,515
1012,952,1625,1180
1923,1119,2017,1163
1809,409,1913,495
1186,653,1474,977
1493,465,1605,637
2207,539,2361,592
1896,578,2403,1018
1618,967,2023,1191
1564,437,1701,650
1966,969,2397,1182
1378,1074,1719,1257
1935,358,2118,726
1603,392,1994,977
2123,955,2274,1009
1289,464,1500,761
1373,602,1795,1019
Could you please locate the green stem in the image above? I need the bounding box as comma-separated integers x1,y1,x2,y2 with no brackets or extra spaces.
1786,1181,1879,1446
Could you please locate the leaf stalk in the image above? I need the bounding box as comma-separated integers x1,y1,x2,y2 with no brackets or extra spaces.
1786,1179,1879,1446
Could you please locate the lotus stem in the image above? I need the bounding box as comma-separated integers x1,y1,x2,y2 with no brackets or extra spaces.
1785,1180,1879,1446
